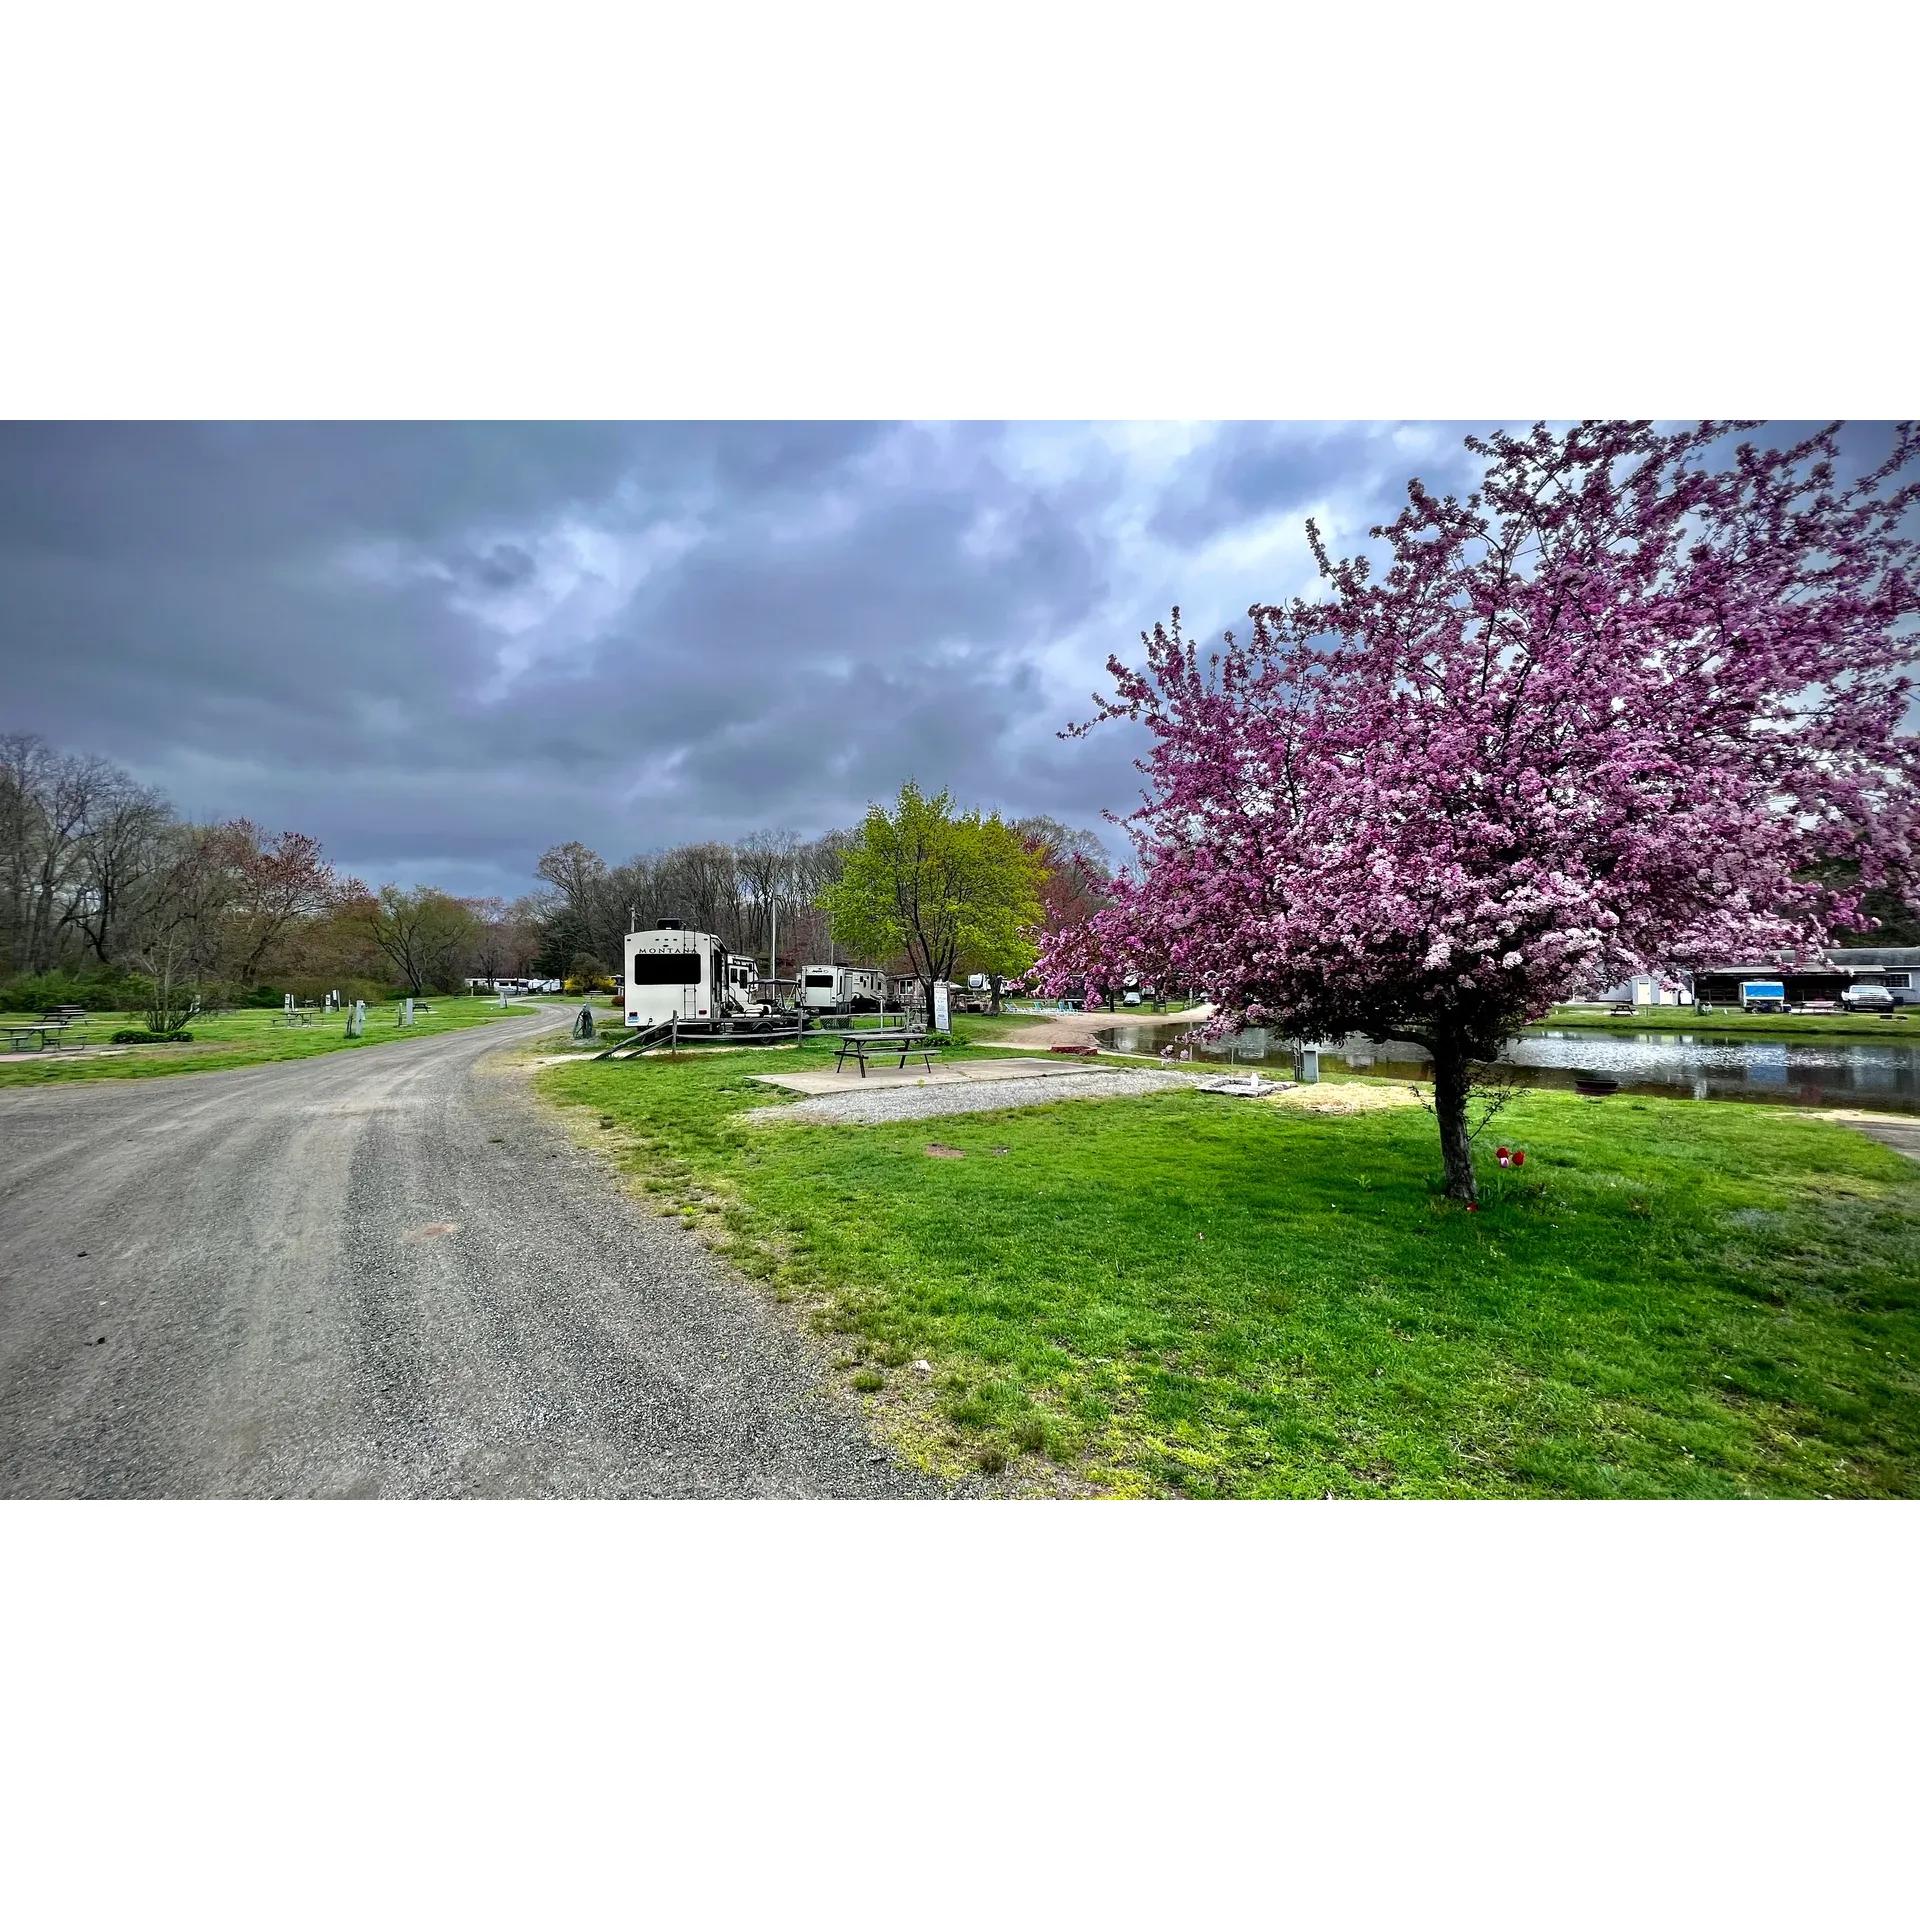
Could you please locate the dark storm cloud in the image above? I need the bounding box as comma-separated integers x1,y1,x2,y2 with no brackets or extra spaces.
3,420,1142,892
1148,421,1489,549
470,544,538,592
14,420,1873,900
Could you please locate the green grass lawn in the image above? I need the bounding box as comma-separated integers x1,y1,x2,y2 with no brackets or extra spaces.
540,1036,1920,1498
1532,1005,1918,1040
0,997,544,1085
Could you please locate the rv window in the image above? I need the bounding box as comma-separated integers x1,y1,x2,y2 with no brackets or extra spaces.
805,973,835,988
631,953,701,985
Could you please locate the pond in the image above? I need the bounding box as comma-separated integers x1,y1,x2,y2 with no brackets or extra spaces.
1092,1018,1920,1115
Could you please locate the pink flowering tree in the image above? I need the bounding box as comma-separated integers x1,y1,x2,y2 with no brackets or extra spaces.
1045,421,1920,1202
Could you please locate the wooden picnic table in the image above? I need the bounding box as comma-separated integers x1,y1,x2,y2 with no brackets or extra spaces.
4,1024,66,1052
833,1032,946,1077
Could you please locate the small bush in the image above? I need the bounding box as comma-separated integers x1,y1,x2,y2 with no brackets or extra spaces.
110,1029,195,1045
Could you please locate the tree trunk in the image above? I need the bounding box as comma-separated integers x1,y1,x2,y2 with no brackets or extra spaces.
988,974,1003,1015
1429,1034,1478,1204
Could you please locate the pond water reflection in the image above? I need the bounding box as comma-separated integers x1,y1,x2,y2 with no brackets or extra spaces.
1092,1020,1920,1114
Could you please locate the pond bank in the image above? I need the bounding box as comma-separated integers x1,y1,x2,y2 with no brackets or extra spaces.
1093,1015,1920,1116
981,1006,1212,1054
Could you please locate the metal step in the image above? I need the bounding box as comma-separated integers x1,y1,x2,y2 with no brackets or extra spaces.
593,1020,676,1059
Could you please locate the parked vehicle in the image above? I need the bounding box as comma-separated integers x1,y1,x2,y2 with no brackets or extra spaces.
1739,981,1787,1011
794,964,889,1015
622,920,786,1034
1841,983,1896,1011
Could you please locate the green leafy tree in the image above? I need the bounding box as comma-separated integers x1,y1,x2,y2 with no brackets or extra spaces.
820,783,1045,1022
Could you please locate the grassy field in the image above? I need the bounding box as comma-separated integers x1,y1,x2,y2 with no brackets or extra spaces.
539,1028,1920,1498
0,997,545,1085
1531,1005,1918,1040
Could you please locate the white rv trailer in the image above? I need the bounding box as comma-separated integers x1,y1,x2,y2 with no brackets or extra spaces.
793,963,889,1015
623,921,783,1032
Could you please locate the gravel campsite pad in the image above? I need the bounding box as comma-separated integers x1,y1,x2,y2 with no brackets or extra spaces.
745,1066,1199,1127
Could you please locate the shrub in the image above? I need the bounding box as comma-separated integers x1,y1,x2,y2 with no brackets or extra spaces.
0,970,141,1014
110,1029,195,1045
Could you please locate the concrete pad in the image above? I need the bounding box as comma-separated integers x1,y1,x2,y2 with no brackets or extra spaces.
1842,1118,1920,1164
1194,1073,1286,1098
0,1049,128,1065
1800,1108,1920,1165
754,1056,1115,1098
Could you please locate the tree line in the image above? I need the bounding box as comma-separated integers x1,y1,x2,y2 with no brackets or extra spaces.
3,732,1114,1016
0,732,533,1011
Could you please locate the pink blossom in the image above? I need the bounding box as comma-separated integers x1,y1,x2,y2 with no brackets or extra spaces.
1041,421,1920,1202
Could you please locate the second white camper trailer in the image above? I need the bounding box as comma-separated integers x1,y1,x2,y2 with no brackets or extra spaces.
793,964,889,1015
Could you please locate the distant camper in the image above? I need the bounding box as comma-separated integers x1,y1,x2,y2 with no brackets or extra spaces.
795,963,888,1015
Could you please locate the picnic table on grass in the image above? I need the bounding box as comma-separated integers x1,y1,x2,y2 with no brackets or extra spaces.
4,1024,67,1052
832,1031,946,1078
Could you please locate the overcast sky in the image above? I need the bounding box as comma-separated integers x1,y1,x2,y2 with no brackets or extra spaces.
0,420,1892,902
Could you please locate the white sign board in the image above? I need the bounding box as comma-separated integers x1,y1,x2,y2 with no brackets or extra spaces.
932,981,952,1034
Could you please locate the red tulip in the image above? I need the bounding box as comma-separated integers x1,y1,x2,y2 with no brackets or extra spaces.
1511,1150,1525,1167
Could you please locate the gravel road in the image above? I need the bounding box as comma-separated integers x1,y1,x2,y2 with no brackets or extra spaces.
747,1067,1199,1127
0,1014,937,1499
